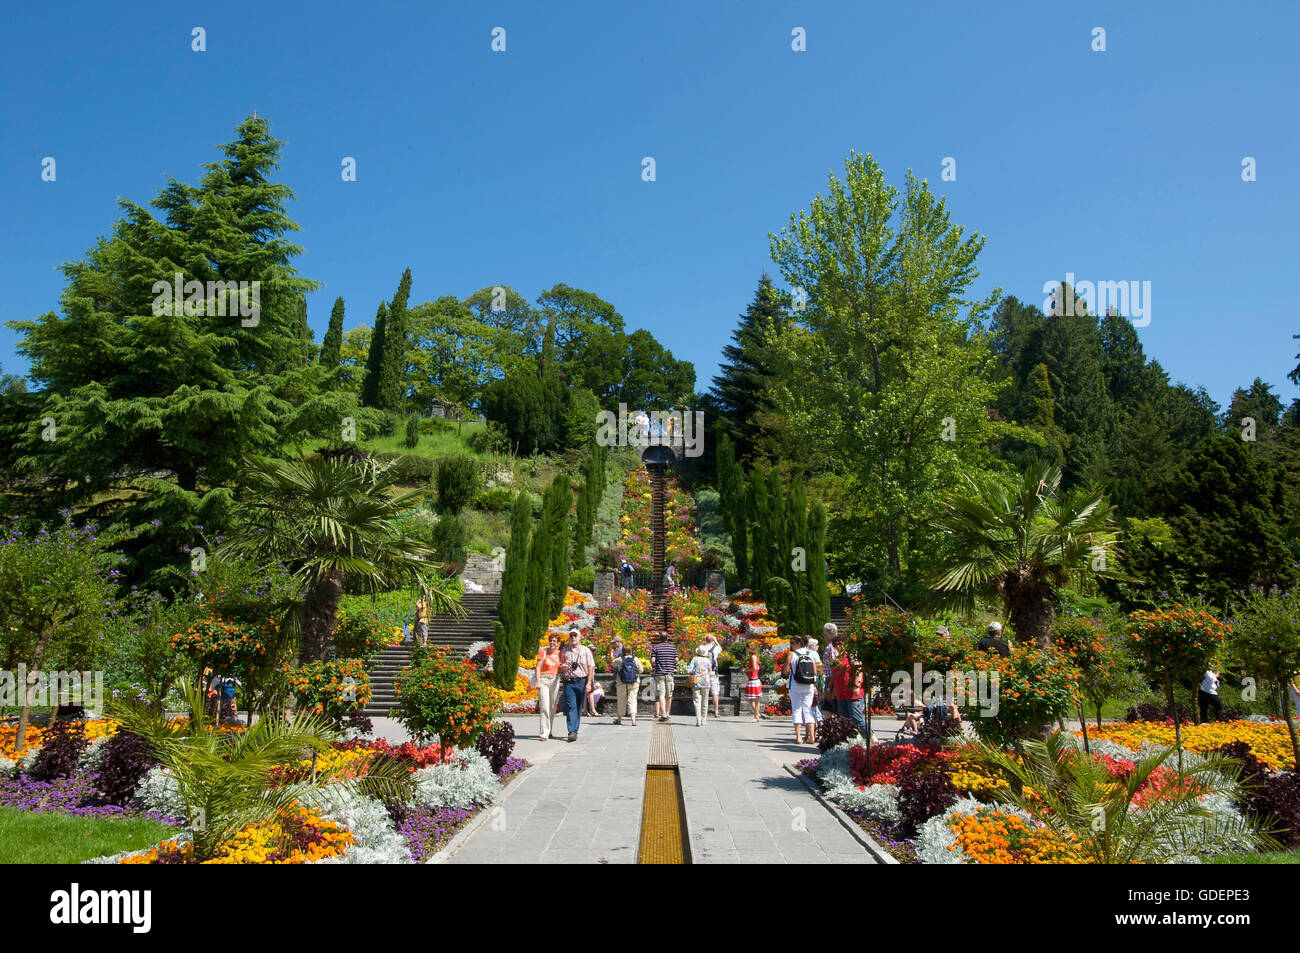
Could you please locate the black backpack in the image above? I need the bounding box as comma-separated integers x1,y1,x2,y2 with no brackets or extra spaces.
619,655,639,684
793,650,817,685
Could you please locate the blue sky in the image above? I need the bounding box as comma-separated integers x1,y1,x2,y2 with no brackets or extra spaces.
3,0,1297,410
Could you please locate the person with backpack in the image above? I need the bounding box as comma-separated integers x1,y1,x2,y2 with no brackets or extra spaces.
704,633,722,719
614,645,644,726
687,646,714,726
620,559,635,591
787,634,820,745
651,632,678,723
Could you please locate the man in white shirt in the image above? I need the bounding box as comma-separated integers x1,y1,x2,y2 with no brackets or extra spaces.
1198,669,1222,723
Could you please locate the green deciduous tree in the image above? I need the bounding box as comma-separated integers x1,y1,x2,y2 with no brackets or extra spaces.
767,153,1015,585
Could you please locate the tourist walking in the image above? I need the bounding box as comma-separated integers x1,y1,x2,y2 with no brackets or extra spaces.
808,638,825,727
560,627,596,742
1199,669,1223,723
688,647,713,726
615,645,643,726
788,635,820,745
620,559,635,590
821,624,840,713
608,637,625,674
704,633,722,718
651,632,678,723
744,643,764,722
535,632,563,741
414,594,430,647
833,652,867,736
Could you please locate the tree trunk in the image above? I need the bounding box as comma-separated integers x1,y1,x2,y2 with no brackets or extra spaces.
1165,675,1183,773
1079,702,1090,755
299,571,345,664
1281,678,1300,769
14,632,54,752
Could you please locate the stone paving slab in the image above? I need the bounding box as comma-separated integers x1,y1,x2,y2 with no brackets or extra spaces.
446,718,652,864
672,718,877,864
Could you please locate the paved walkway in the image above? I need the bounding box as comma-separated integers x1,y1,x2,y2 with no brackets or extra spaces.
431,713,874,864
445,717,651,864
675,718,873,864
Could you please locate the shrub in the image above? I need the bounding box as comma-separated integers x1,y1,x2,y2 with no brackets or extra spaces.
1247,769,1300,847
286,659,371,725
430,513,468,564
26,719,88,782
474,721,516,773
817,714,862,753
1213,741,1269,791
915,715,963,746
94,729,159,806
404,414,420,449
468,421,510,455
396,647,499,747
333,611,386,661
435,456,480,515
475,486,515,513
413,749,499,808
1126,701,1193,723
897,770,960,836
568,565,595,593
964,644,1081,748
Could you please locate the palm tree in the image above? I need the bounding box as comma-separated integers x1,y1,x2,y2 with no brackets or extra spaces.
971,734,1272,864
221,455,460,664
110,680,414,861
930,463,1122,648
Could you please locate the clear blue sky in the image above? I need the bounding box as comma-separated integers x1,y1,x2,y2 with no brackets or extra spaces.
3,0,1297,410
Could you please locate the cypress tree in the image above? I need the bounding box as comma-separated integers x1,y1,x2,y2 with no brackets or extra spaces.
765,466,787,609
803,500,830,634
524,519,552,648
376,268,413,411
494,492,532,687
545,473,571,617
747,464,770,594
319,296,345,370
360,302,388,408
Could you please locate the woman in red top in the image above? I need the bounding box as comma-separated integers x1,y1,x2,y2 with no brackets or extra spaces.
744,642,763,722
833,654,867,737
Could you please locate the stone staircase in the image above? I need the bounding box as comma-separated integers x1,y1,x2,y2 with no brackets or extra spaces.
830,594,852,625
362,592,501,717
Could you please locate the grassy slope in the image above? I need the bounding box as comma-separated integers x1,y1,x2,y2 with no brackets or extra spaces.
0,806,174,864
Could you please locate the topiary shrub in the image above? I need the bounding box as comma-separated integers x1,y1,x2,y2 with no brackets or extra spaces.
396,647,499,748
334,611,386,661
474,721,516,773
817,714,862,753
1126,701,1193,723
435,456,480,515
431,513,468,564
286,659,372,726
94,729,159,806
404,414,421,449
26,719,88,782
897,770,959,836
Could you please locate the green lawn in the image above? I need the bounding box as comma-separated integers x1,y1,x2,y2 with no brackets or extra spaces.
1207,851,1300,865
361,421,485,460
0,807,175,864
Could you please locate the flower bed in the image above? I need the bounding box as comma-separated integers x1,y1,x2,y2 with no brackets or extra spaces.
122,801,353,865
805,716,1294,864
1080,720,1297,770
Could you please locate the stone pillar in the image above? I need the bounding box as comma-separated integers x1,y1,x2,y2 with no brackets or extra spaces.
593,570,615,604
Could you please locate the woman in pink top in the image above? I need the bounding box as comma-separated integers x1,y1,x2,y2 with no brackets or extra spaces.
535,632,562,741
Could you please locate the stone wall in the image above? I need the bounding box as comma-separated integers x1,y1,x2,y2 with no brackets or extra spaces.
461,552,502,593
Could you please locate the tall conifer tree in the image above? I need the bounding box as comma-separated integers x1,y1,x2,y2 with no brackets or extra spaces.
319,296,345,370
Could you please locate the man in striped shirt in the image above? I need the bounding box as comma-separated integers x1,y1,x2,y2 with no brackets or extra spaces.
651,632,678,723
